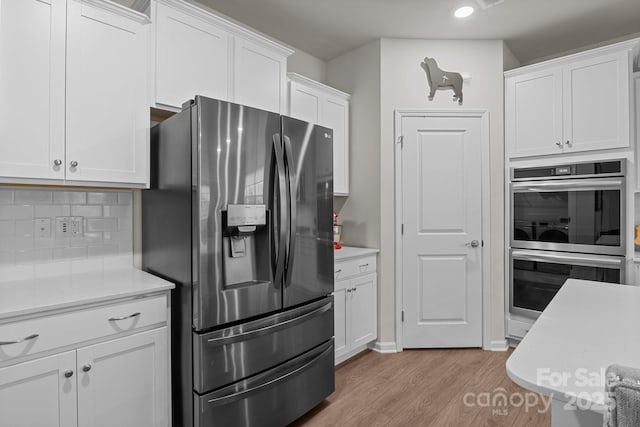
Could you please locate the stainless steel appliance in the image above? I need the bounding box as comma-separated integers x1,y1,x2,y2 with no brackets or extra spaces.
509,160,626,319
510,249,624,318
142,96,335,427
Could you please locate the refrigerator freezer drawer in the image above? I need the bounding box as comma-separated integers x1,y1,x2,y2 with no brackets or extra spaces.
194,339,334,427
193,297,333,393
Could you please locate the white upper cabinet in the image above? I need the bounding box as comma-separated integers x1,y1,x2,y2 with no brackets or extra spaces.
151,0,292,113
0,0,66,181
506,42,633,158
153,1,230,109
233,37,289,113
288,73,351,195
0,0,150,187
66,0,149,185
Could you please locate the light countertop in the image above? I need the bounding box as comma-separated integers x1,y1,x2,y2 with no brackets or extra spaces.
334,246,379,261
0,267,174,321
506,279,640,413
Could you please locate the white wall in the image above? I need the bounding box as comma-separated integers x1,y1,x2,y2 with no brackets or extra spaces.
379,38,506,344
288,49,327,84
503,42,521,71
327,41,381,250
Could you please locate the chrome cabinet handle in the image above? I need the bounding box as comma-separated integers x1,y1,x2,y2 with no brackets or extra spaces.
565,140,572,147
347,289,352,293
466,240,480,248
53,159,62,166
64,370,74,378
70,161,78,168
108,312,140,321
359,263,369,268
82,364,92,372
555,141,563,148
0,333,39,346
351,287,356,291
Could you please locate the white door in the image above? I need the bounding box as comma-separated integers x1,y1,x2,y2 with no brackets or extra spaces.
0,0,66,180
562,51,630,153
505,68,563,158
154,2,230,108
0,351,77,427
65,0,148,185
233,37,287,113
76,328,169,427
349,273,377,349
400,113,483,348
289,80,321,123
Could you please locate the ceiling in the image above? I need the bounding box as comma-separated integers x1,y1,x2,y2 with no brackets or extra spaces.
196,0,640,64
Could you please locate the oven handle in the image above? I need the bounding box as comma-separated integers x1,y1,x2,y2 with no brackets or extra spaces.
511,178,624,192
511,249,624,268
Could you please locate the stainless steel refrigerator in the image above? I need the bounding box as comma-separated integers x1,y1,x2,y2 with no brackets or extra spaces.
142,96,335,427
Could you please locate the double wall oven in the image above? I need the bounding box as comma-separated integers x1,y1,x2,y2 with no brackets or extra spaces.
510,160,626,319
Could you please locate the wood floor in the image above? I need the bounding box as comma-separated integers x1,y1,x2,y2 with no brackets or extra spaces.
292,348,551,427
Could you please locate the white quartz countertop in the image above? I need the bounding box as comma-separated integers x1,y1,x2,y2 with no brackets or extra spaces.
506,279,640,413
334,246,379,261
0,268,174,320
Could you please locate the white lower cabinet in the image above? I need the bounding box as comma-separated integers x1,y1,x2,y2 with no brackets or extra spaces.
0,294,170,427
0,351,77,427
334,252,377,364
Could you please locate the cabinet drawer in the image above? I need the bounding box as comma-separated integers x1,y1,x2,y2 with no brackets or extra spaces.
334,255,376,282
0,295,167,363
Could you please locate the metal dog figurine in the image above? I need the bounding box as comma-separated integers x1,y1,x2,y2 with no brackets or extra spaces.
420,57,463,105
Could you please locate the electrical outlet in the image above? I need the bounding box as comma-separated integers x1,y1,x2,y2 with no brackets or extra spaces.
35,218,51,238
56,217,84,237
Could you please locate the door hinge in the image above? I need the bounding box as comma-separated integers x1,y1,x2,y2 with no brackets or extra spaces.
397,136,404,148
482,240,484,247
401,224,404,235
401,310,405,322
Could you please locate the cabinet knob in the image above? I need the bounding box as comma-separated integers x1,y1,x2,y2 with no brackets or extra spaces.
82,364,92,372
53,159,62,166
352,287,356,292
64,370,74,378
555,141,563,148
70,161,78,168
347,289,351,293
564,140,572,147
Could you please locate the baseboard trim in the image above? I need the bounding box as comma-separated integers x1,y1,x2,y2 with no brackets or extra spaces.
369,341,399,353
484,340,509,352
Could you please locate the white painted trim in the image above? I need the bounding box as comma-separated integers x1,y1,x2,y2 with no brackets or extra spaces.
76,0,151,24
504,38,638,78
154,0,293,57
287,73,351,100
486,340,509,352
368,341,398,354
394,109,492,352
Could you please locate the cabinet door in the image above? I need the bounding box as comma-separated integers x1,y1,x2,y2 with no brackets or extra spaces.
65,0,148,185
506,68,563,158
563,51,630,153
323,95,349,195
349,274,377,349
0,0,65,180
333,286,349,361
0,351,77,427
233,37,287,113
154,3,230,108
289,80,321,123
76,327,169,427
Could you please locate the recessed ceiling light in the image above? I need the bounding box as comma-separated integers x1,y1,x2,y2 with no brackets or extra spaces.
454,6,475,18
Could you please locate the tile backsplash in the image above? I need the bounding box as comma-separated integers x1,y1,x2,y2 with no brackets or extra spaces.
0,188,133,269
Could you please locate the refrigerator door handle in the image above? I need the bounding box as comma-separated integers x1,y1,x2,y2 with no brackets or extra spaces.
272,134,288,288
283,135,297,286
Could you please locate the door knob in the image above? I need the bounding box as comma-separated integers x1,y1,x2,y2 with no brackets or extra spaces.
64,370,73,378
53,159,62,166
70,161,78,168
82,364,92,372
467,240,480,248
